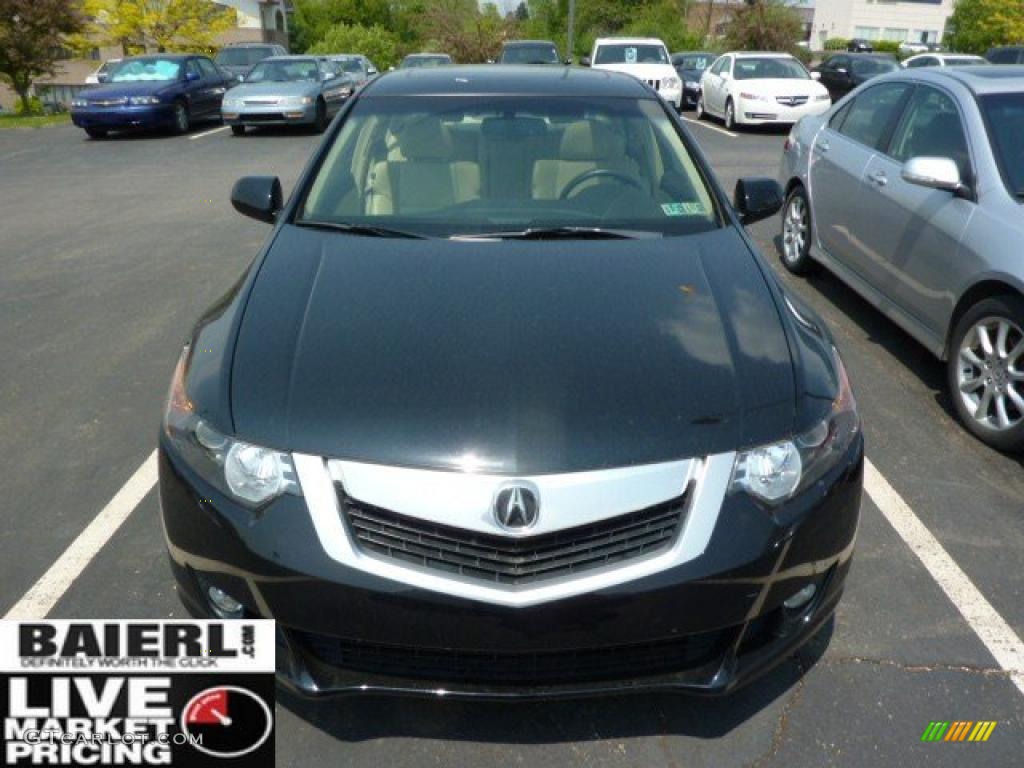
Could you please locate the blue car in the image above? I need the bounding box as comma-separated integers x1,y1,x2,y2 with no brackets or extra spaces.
71,54,233,138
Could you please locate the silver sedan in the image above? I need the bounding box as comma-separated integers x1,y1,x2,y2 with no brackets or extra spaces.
778,67,1024,450
221,55,354,134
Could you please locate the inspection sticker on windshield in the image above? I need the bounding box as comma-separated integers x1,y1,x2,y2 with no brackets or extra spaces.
625,47,637,63
662,202,705,216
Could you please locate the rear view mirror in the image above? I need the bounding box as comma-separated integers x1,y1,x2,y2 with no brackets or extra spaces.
734,178,783,225
901,156,963,193
231,176,283,224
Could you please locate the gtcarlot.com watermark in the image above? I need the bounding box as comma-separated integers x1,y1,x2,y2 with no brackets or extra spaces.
0,621,275,766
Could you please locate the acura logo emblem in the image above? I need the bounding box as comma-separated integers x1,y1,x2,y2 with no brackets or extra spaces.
493,484,540,531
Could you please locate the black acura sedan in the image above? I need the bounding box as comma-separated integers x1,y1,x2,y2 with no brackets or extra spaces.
159,65,863,699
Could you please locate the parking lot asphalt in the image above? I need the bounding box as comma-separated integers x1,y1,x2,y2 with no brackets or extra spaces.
1,117,1022,767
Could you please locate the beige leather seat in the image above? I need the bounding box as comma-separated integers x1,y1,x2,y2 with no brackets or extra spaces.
532,121,639,200
366,117,480,215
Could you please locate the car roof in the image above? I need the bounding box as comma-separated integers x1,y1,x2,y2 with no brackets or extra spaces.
364,64,652,98
504,40,557,46
594,37,667,46
261,55,325,63
901,66,1024,95
673,51,716,57
121,54,194,62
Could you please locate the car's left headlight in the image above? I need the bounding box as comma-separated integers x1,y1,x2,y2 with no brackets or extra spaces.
663,76,681,89
163,345,301,507
730,346,858,504
739,91,770,102
222,97,241,109
129,95,161,105
283,95,314,106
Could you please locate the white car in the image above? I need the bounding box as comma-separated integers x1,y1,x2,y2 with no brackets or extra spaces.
587,37,682,109
902,53,989,69
697,51,831,130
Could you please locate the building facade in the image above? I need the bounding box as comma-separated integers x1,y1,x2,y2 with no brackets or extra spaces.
809,0,955,48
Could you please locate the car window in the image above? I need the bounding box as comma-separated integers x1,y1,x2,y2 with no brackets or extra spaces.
987,49,1020,64
337,59,365,75
501,44,560,64
828,101,854,130
111,58,182,82
944,57,986,66
980,92,1024,198
300,96,720,238
246,59,320,82
197,58,219,78
678,55,711,71
215,47,274,68
401,55,452,68
907,56,935,68
851,58,898,76
835,83,911,149
888,86,970,179
594,45,669,65
733,57,809,80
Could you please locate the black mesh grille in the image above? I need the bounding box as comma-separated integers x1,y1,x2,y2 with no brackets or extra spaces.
296,630,728,686
338,489,689,586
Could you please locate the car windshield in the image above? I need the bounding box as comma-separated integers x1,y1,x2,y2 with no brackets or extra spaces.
245,59,320,83
945,57,987,66
981,93,1024,199
298,95,719,238
110,58,181,82
402,56,451,68
594,44,669,65
216,47,275,67
851,58,898,76
336,59,364,74
502,45,559,64
734,57,809,80
677,55,712,71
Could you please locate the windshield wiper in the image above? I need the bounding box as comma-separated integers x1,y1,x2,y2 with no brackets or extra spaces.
451,226,661,241
295,220,428,239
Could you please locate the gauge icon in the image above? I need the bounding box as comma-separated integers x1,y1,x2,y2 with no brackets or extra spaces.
181,685,273,759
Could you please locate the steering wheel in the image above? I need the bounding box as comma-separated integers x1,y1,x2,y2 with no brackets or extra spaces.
559,169,646,200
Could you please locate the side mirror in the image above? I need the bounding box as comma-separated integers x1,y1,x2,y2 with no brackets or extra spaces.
580,56,590,67
734,178,783,225
901,156,963,193
810,71,821,80
185,70,200,82
835,67,848,75
97,73,110,84
564,57,573,65
231,176,283,224
721,71,732,80
367,67,377,75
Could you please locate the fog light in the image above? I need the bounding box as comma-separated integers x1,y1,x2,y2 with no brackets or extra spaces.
783,584,816,610
207,586,244,619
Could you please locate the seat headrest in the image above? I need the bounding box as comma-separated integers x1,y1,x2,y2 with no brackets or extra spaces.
397,117,451,161
559,121,626,161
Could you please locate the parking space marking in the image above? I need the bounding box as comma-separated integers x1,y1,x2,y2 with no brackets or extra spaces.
190,125,230,141
680,116,737,138
864,458,1024,697
3,451,158,620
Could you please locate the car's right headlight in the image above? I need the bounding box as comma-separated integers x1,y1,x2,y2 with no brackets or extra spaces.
730,346,858,504
163,344,301,507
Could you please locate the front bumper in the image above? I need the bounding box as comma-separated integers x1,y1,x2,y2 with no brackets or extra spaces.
71,104,176,130
159,433,863,700
222,103,317,126
736,98,831,125
682,85,702,108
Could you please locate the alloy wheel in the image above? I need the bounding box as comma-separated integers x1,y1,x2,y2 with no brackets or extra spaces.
956,316,1024,431
725,101,735,130
782,194,808,264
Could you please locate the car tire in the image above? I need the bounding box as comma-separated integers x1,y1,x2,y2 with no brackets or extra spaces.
780,185,816,275
173,101,190,135
230,125,246,136
724,98,737,131
313,99,328,133
84,127,107,140
947,295,1024,452
695,97,705,120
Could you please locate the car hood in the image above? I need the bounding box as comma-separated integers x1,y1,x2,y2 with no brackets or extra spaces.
229,225,796,474
227,81,319,100
593,63,677,80
81,81,177,100
732,78,828,98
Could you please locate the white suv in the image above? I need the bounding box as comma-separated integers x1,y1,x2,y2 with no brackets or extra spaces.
587,37,682,109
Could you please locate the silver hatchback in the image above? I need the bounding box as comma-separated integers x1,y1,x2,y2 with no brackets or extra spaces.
779,67,1024,450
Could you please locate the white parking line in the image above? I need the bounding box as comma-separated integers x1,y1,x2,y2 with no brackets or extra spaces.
680,116,737,138
3,452,158,620
864,458,1024,697
189,125,230,141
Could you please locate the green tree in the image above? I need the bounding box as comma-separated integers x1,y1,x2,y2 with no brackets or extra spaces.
418,0,511,63
82,0,236,54
722,0,802,53
622,0,702,52
308,22,399,67
291,0,392,53
945,0,1024,54
0,0,85,113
